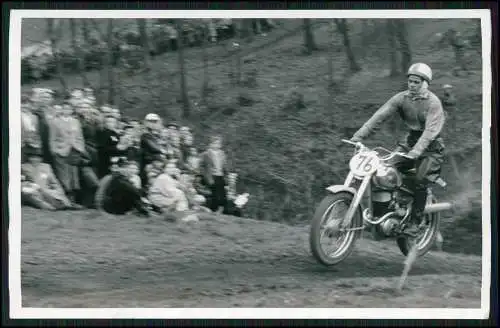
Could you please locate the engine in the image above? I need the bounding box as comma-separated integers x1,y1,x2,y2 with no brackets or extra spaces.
371,190,412,237
380,217,400,236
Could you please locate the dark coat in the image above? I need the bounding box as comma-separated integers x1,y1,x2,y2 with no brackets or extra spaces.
140,131,164,167
95,172,148,215
96,128,121,179
34,111,53,166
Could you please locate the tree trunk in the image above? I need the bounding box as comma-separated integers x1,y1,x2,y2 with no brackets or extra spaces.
233,20,243,86
137,19,151,70
81,19,90,44
386,19,399,76
328,21,335,88
176,20,190,118
201,25,210,103
334,19,361,73
394,19,412,74
303,19,317,54
70,19,90,87
106,19,116,105
46,18,68,93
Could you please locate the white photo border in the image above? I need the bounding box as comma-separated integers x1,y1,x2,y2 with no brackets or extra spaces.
8,9,492,320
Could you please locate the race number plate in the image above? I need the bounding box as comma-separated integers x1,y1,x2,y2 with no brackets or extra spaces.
349,151,380,176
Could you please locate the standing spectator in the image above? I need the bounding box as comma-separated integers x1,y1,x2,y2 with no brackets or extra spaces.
184,147,201,174
169,128,184,163
441,84,457,110
117,124,141,162
200,135,230,212
77,101,102,174
21,144,77,210
94,158,150,216
21,101,42,162
447,29,469,75
48,100,86,205
180,126,194,160
140,113,165,188
96,107,122,179
31,88,56,166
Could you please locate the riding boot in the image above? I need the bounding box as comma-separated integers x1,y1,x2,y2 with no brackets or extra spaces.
411,185,428,225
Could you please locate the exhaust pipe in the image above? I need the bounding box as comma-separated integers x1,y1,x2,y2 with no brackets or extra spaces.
423,202,453,214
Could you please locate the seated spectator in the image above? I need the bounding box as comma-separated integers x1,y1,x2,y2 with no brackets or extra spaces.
83,87,96,106
21,145,79,210
127,160,142,190
49,100,87,205
178,172,210,211
94,158,150,216
145,154,166,187
148,161,190,213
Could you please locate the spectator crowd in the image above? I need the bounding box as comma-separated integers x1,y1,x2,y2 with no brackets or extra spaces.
21,87,249,218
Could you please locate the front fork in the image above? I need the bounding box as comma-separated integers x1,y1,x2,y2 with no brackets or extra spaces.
341,172,372,228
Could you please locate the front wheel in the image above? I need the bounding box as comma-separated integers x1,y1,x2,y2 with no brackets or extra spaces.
309,192,363,266
396,195,441,257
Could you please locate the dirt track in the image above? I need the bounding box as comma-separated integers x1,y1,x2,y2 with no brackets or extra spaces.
21,207,482,308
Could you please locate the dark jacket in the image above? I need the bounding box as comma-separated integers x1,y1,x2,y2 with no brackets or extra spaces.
140,130,164,167
34,111,53,166
95,172,148,215
80,119,101,167
96,128,121,178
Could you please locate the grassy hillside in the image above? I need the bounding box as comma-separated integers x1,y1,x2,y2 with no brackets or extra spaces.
21,18,484,254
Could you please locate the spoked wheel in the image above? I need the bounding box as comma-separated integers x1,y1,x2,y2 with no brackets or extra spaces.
309,192,363,266
397,195,441,257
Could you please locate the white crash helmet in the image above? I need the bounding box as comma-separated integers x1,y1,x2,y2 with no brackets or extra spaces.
145,113,160,122
407,63,432,83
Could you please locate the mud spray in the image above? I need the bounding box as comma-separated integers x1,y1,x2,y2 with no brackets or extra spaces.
397,239,419,291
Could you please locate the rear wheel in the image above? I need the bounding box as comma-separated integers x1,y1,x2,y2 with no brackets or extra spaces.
397,195,441,257
309,192,363,266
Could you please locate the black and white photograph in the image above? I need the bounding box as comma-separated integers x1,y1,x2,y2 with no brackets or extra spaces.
7,8,492,319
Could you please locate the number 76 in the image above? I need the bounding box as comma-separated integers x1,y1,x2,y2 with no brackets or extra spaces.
356,154,373,172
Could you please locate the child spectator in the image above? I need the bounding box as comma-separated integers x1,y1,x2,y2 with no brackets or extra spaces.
200,135,230,212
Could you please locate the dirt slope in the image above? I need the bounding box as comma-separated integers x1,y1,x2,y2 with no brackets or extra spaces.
21,207,482,308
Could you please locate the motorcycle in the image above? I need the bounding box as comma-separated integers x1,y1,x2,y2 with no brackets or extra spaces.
309,139,453,266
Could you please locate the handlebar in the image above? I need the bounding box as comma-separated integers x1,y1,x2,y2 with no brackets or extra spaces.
341,139,413,160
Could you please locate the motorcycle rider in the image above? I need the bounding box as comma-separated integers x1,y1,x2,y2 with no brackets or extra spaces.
350,63,446,235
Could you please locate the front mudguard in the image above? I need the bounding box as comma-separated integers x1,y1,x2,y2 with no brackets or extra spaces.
325,184,368,230
325,184,366,215
325,185,358,197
